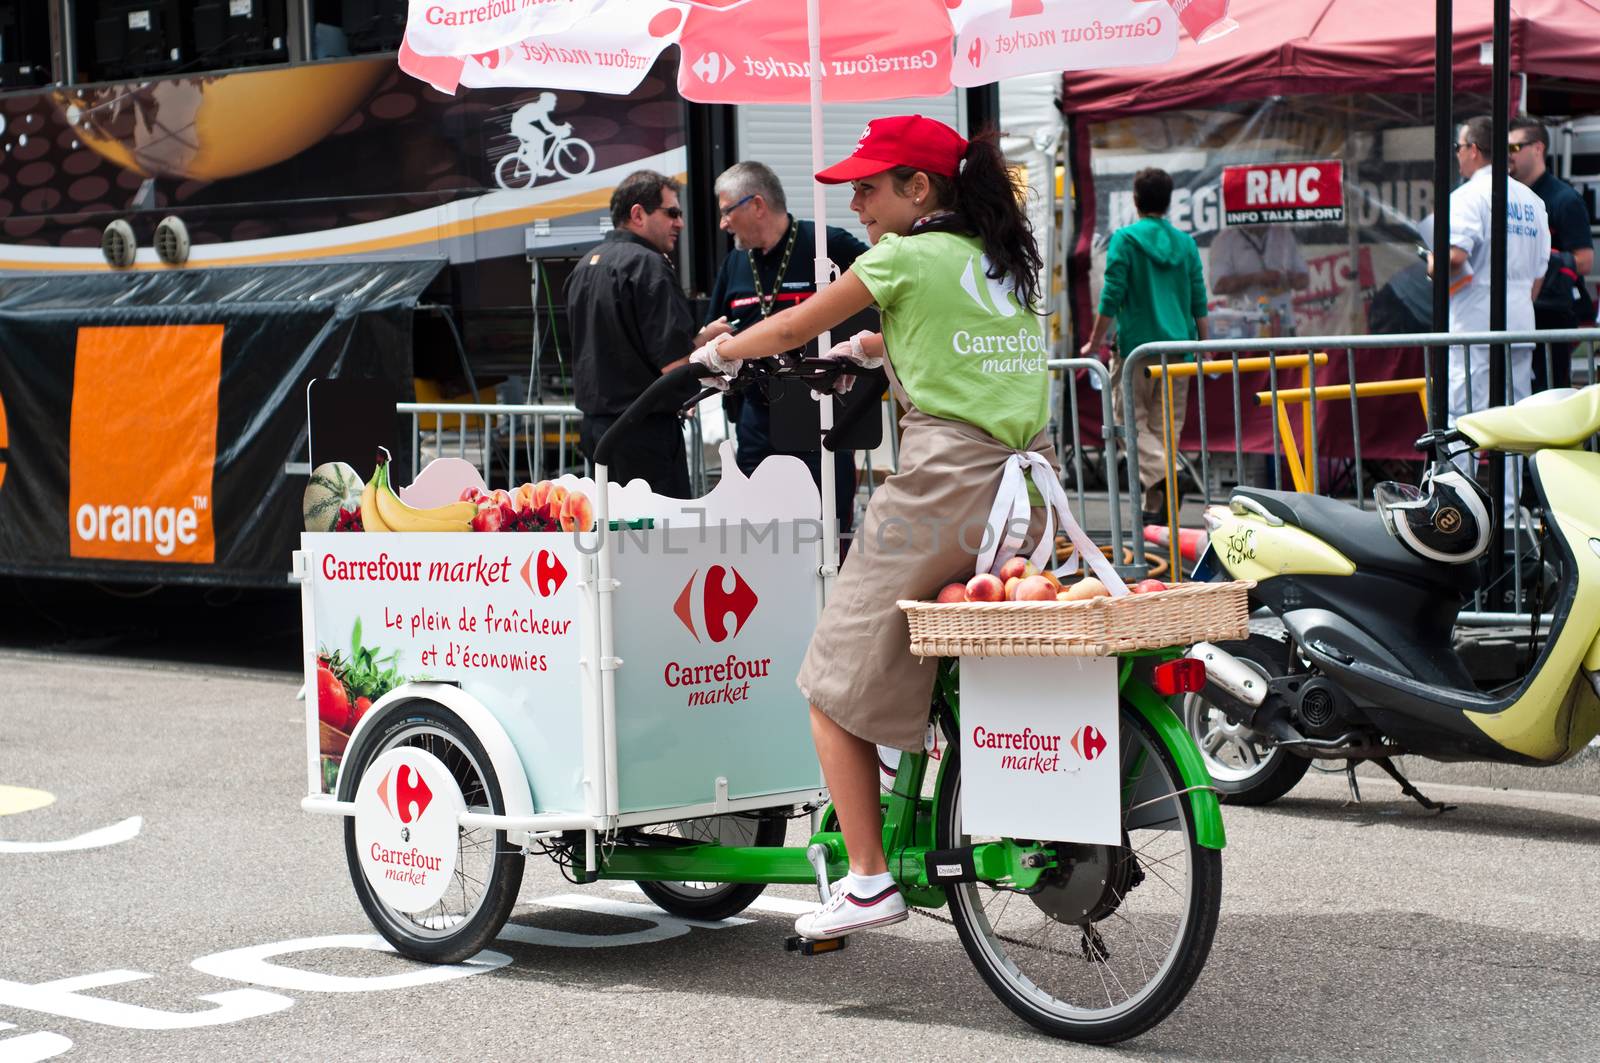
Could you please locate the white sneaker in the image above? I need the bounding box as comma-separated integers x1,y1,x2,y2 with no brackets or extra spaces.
793,880,908,940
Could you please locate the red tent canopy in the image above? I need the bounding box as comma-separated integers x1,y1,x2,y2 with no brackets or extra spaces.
1059,0,1600,120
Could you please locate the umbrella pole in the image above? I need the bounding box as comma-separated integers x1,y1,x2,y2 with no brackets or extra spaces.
808,0,841,592
1429,0,1452,436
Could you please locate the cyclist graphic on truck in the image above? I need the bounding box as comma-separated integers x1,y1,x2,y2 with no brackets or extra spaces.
495,92,596,190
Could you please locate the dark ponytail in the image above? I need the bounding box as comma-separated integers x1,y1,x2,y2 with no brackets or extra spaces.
889,131,1043,311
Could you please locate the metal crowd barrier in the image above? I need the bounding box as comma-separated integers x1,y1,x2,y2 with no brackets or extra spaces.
401,359,1134,571
1121,327,1600,620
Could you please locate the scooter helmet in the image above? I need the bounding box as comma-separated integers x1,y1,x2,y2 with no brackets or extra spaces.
1374,466,1492,565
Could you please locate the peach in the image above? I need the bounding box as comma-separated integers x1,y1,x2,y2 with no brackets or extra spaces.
459,486,485,504
559,490,596,532
531,480,554,509
1003,576,1023,600
936,582,969,603
1014,575,1057,601
1132,578,1168,594
1040,570,1063,592
510,483,536,513
966,573,1004,602
1057,591,1074,601
1062,576,1111,601
998,555,1037,582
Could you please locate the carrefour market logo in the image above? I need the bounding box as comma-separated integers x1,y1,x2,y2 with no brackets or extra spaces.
674,565,758,643
375,763,434,827
1071,725,1107,762
520,548,567,596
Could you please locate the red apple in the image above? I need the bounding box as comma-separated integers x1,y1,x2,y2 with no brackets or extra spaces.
966,573,1004,602
471,499,506,532
998,555,1037,582
1132,578,1168,594
935,582,969,603
1014,575,1057,601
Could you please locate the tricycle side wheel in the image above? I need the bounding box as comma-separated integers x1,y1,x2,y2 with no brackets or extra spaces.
342,701,524,965
635,813,787,920
935,704,1222,1044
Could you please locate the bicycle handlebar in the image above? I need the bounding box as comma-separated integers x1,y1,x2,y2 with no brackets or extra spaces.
595,357,872,469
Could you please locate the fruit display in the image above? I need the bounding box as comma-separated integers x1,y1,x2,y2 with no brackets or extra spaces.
460,478,595,533
303,461,364,532
933,555,1174,603
317,447,597,535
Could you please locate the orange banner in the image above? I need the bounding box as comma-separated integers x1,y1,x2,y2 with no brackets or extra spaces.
68,325,222,563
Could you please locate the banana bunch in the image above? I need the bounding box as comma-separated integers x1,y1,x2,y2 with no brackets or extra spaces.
359,448,476,533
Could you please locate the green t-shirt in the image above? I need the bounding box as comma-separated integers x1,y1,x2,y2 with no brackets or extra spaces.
851,231,1050,450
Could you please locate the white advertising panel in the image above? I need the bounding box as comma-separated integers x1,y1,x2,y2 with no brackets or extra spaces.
610,522,824,813
353,747,467,912
303,532,590,813
959,656,1120,845
950,0,1178,88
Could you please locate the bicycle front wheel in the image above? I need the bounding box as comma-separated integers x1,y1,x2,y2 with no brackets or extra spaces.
553,139,595,179
936,704,1221,1044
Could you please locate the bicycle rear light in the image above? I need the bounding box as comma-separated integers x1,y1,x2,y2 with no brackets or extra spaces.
1152,658,1207,696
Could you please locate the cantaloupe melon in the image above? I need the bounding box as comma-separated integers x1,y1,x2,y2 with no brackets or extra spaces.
303,462,364,532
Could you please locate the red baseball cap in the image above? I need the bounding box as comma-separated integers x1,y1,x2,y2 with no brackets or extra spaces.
814,115,969,185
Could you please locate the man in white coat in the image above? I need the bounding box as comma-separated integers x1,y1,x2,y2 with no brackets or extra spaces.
1429,114,1550,511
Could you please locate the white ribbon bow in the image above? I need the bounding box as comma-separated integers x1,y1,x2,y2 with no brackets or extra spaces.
977,451,1129,596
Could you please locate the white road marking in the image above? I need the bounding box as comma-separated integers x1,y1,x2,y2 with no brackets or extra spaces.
0,1031,74,1062
0,817,142,854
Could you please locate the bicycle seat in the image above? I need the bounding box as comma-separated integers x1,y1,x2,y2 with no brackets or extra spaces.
1456,384,1600,453
1230,486,1468,587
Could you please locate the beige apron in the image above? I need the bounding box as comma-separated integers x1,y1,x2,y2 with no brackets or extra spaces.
796,362,1065,751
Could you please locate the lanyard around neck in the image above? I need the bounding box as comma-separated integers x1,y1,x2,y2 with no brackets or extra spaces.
748,220,799,319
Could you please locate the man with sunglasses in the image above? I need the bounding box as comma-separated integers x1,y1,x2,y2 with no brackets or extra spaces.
1509,116,1595,392
567,170,731,496
706,162,869,534
1427,115,1550,513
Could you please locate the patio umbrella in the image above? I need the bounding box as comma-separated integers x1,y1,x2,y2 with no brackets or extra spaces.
399,0,1220,306
399,0,1241,563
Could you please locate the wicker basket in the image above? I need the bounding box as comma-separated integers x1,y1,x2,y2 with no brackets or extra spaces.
897,580,1253,658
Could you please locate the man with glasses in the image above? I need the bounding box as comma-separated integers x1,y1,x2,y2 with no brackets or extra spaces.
1427,115,1550,513
706,162,869,534
567,170,731,496
1509,116,1595,392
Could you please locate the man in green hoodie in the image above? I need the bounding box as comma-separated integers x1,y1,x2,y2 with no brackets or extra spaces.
1081,167,1209,523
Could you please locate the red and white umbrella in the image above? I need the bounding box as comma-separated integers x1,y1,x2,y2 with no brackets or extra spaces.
399,0,1234,100
399,0,1239,555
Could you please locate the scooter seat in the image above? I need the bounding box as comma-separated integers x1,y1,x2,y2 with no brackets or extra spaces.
1456,384,1600,453
1231,486,1463,583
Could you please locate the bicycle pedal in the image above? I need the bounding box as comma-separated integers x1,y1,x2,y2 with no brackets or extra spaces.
784,934,850,955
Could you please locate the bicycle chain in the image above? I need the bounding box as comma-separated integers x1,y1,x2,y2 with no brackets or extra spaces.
911,901,1103,960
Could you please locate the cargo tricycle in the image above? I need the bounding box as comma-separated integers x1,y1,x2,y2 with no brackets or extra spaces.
297,358,1232,1044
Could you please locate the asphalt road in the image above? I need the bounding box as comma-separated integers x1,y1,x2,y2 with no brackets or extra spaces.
3,648,1599,1063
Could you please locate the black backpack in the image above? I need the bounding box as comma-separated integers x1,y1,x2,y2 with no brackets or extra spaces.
1535,249,1596,327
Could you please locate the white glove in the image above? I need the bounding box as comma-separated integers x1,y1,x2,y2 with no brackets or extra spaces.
689,334,742,391
824,330,884,369
819,330,883,395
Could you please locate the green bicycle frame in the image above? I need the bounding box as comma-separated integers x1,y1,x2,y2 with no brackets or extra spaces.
591,653,1225,894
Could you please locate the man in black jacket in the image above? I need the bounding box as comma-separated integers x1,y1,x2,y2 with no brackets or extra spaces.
706,162,868,531
567,171,730,497
1509,116,1595,392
